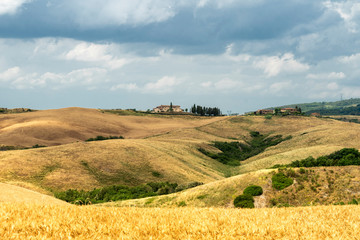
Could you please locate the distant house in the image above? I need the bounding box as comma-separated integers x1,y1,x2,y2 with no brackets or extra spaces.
255,109,274,115
280,108,298,114
153,105,183,113
311,112,321,117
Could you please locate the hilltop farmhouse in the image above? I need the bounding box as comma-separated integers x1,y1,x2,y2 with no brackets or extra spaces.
255,109,274,115
153,105,183,113
253,107,301,115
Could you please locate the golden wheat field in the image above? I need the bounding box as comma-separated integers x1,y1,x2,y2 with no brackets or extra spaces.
1,203,360,239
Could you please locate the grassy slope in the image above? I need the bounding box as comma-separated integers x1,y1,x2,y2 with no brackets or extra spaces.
195,115,360,173
272,98,360,113
102,115,360,208
1,111,360,206
106,166,360,208
0,107,222,147
0,183,67,205
0,139,230,191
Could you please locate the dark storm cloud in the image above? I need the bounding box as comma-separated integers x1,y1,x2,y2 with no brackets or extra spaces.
0,0,324,55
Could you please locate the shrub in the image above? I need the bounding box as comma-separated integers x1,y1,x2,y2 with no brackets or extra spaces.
243,185,263,196
151,171,161,177
349,199,358,205
55,182,178,205
273,148,360,168
233,194,255,208
32,144,46,148
177,201,187,207
272,172,293,190
86,136,124,142
199,131,292,166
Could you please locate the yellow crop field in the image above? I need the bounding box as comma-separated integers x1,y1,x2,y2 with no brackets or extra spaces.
1,203,360,239
0,183,67,205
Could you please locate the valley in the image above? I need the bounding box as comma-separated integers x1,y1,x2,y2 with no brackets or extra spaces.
1,107,360,239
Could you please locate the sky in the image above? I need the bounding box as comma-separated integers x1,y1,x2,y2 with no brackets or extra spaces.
1,0,360,114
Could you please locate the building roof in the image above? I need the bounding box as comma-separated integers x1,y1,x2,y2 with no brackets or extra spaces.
155,105,181,108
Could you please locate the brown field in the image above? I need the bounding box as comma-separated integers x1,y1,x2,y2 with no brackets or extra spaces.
1,203,359,239
1,112,360,193
0,107,224,147
0,138,228,191
2,109,360,239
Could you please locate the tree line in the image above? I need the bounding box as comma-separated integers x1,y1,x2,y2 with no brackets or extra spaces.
307,104,360,115
190,104,222,116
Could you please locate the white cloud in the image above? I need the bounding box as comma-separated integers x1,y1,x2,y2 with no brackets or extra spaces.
65,42,129,69
341,86,360,98
0,0,29,15
269,81,293,93
66,0,177,27
224,44,251,62
214,78,242,90
306,72,346,80
66,68,108,86
327,82,339,90
323,0,360,33
0,67,21,81
144,76,179,93
196,0,262,9
254,53,309,77
110,83,138,91
200,81,212,88
339,53,360,64
1,67,108,90
328,72,346,79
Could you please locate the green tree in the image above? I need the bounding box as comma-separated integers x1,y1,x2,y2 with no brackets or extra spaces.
169,102,173,112
275,108,281,115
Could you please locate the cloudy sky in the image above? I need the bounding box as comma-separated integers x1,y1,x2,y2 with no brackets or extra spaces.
1,0,360,113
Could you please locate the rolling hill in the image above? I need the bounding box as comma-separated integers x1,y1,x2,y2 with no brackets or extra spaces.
273,98,360,114
0,107,223,147
106,165,360,208
1,107,360,207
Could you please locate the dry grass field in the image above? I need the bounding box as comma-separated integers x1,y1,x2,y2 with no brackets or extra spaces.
0,107,223,147
110,165,360,208
1,112,360,193
0,138,228,191
2,109,360,239
1,203,359,239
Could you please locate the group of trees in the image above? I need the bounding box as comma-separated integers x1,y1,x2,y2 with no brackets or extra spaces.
199,131,292,166
85,135,124,142
190,104,222,116
307,104,360,116
273,148,360,168
55,181,203,205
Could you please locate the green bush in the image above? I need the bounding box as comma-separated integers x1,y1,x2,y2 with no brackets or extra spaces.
273,148,360,168
243,185,263,196
32,144,46,148
233,194,255,208
86,135,124,142
199,131,292,166
272,172,293,190
55,182,178,205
